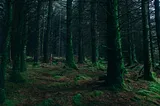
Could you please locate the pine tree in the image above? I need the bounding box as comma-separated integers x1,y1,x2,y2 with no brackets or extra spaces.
66,0,77,69
106,0,125,88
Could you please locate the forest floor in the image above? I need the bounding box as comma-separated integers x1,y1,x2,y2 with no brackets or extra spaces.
1,59,160,106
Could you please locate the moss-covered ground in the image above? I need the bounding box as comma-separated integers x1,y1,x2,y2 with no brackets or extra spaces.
1,60,160,106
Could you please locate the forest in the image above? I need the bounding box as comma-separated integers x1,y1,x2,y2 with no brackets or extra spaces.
0,0,160,105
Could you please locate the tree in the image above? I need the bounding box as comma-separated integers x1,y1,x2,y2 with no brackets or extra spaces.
43,0,52,63
78,0,84,63
90,0,97,64
106,0,125,87
154,0,160,62
0,0,7,103
66,0,77,69
10,0,25,82
34,0,41,65
142,0,154,81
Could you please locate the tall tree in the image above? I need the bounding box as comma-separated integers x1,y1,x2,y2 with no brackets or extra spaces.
66,0,77,69
106,0,125,87
34,0,41,65
0,0,7,103
90,0,97,64
142,0,154,80
154,0,160,62
78,0,84,63
125,0,133,65
10,0,25,82
43,0,52,63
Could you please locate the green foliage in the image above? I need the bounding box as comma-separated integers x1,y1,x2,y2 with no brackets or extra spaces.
32,62,40,67
0,89,5,104
36,98,54,106
136,82,160,103
52,75,63,79
3,99,19,106
151,72,157,79
74,74,92,84
88,90,104,98
72,93,83,106
96,58,107,71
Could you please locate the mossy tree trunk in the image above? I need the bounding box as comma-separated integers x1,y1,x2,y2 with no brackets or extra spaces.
148,3,154,68
34,0,41,65
78,0,84,64
106,0,125,88
10,0,25,83
90,0,97,64
43,0,52,63
142,0,154,81
66,0,77,69
154,0,160,62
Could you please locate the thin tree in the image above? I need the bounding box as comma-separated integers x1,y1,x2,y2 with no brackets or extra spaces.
34,0,41,65
43,0,52,63
0,0,7,103
154,0,160,62
78,0,84,63
142,0,154,81
90,0,97,64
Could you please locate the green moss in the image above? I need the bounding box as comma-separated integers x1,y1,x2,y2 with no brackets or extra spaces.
3,99,19,106
89,90,104,98
52,75,62,79
73,93,83,106
36,98,54,106
0,89,5,104
74,75,92,84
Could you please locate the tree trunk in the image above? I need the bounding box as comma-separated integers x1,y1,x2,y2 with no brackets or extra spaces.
142,0,154,81
154,0,160,62
91,0,97,64
78,0,84,63
66,0,77,69
43,0,52,63
34,0,41,65
0,0,7,103
10,0,25,83
106,0,125,88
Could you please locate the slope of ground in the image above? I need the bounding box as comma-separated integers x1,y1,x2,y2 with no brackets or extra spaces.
1,62,160,106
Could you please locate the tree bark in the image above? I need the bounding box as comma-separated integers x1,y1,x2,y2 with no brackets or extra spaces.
154,0,160,62
66,0,77,69
43,0,52,63
91,0,97,64
142,0,154,81
106,0,125,88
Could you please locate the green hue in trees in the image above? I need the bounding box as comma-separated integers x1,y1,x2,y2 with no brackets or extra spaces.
106,0,125,88
66,0,77,69
142,0,154,81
